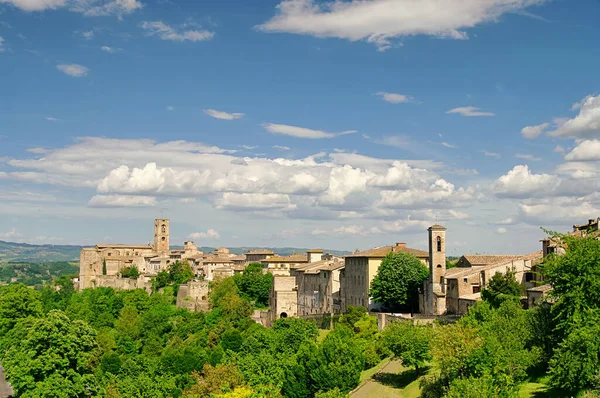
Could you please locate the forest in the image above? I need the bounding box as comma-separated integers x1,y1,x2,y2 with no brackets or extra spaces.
1,231,600,397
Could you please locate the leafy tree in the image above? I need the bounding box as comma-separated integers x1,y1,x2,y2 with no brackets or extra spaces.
548,314,600,392
481,270,522,308
542,232,600,337
234,262,273,307
273,317,319,354
315,387,347,397
369,252,428,311
2,310,99,397
182,363,245,397
0,283,43,338
339,305,367,330
382,321,431,375
153,270,171,291
430,323,483,381
169,260,194,285
221,329,243,352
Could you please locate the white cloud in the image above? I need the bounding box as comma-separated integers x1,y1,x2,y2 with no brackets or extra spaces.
240,145,257,150
547,95,600,138
140,21,214,42
101,45,121,53
0,0,65,11
564,140,600,162
496,227,507,234
519,199,600,225
189,229,220,239
56,64,88,77
521,122,549,139
88,194,156,207
515,153,541,161
215,192,296,211
0,228,24,240
492,165,558,198
203,109,245,120
74,0,142,17
0,36,5,53
481,150,501,158
375,92,414,103
256,0,546,51
554,145,565,153
378,179,476,209
45,117,59,121
496,217,516,225
446,106,495,117
263,123,356,139
273,145,290,150
1,0,142,16
441,142,458,149
312,225,366,236
166,106,174,111
79,30,96,39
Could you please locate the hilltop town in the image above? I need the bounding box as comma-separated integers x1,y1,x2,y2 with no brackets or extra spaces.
77,217,566,325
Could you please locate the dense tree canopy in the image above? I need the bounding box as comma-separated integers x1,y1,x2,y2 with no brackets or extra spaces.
369,252,429,311
233,262,273,308
481,270,522,308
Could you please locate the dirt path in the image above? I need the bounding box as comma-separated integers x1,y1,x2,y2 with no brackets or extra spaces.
0,363,13,398
351,360,406,398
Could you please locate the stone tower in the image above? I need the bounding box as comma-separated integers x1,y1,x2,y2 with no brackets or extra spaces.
428,224,447,293
421,224,447,315
154,218,170,252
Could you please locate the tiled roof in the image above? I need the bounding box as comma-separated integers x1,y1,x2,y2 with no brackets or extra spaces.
307,249,324,253
345,245,428,258
230,255,246,261
428,224,446,230
262,254,308,263
202,258,235,264
294,259,345,274
460,254,522,266
446,251,542,279
247,249,275,255
96,244,153,249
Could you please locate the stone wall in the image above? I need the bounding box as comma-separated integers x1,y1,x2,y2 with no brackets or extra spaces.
176,281,210,312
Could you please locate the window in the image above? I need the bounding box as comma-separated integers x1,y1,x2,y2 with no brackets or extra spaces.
437,236,442,252
473,285,481,294
463,278,468,283
436,264,442,268
525,272,534,282
161,224,166,233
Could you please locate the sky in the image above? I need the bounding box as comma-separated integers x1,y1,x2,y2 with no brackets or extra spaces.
1,0,600,255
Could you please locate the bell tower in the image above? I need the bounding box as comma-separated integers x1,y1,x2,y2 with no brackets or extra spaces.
421,224,447,315
154,218,170,252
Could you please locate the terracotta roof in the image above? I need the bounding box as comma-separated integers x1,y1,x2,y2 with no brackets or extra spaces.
345,245,428,258
460,254,522,267
202,258,235,264
294,259,344,274
230,255,246,261
428,224,446,230
262,254,308,263
247,249,275,255
527,284,552,292
307,249,324,253
446,251,542,279
459,292,482,301
96,244,153,249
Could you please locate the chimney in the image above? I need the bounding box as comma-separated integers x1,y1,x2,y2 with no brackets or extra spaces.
394,242,407,251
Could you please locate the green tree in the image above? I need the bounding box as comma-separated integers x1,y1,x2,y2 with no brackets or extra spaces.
382,321,431,375
481,270,522,308
542,232,600,337
369,252,428,311
339,305,367,330
0,283,43,338
2,310,99,397
234,262,273,307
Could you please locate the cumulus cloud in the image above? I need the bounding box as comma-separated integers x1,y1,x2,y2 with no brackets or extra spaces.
262,123,357,139
492,165,558,198
378,179,476,209
140,21,214,42
519,199,600,225
547,95,600,138
257,0,546,51
88,194,156,207
204,109,245,120
0,228,24,240
521,122,549,139
554,145,566,153
564,140,600,162
189,229,220,239
56,64,88,77
375,92,414,103
446,106,495,117
0,0,65,11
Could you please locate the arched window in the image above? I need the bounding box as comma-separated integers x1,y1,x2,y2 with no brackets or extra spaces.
161,224,166,233
436,264,442,268
280,312,288,318
436,236,442,252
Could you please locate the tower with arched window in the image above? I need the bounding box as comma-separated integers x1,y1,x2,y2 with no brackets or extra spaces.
421,224,447,315
154,218,170,252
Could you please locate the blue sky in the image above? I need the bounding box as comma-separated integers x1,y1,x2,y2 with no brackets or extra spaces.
1,0,600,255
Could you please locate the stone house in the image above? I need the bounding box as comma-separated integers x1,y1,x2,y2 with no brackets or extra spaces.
292,258,345,316
268,276,298,326
342,243,429,311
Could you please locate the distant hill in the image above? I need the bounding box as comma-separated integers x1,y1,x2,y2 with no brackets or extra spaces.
0,240,350,263
0,240,85,262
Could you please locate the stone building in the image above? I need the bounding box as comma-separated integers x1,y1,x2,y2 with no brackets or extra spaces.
419,224,543,315
268,276,298,325
246,249,275,263
293,258,344,316
79,218,202,290
342,243,429,311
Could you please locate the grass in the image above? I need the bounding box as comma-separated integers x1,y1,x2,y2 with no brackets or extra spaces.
359,358,390,383
519,376,571,398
